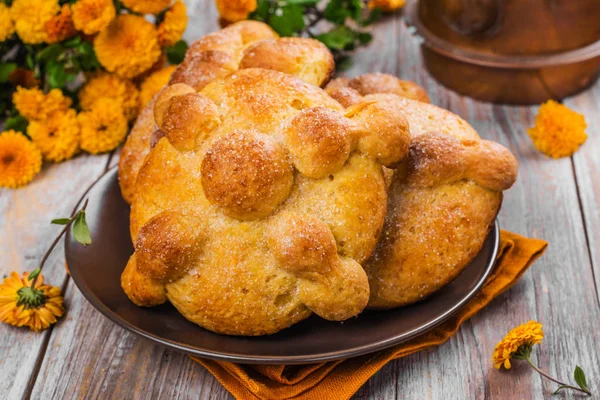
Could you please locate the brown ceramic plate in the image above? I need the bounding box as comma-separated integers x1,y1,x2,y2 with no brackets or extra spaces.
65,167,499,364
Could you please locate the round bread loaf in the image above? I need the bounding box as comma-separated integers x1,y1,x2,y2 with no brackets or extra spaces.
121,68,411,335
327,74,518,308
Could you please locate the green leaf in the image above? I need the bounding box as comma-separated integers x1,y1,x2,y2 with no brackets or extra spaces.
249,0,270,21
37,44,63,62
28,268,41,281
323,0,350,24
316,26,355,50
72,211,92,246
285,0,319,5
357,32,373,45
574,366,589,391
552,385,570,395
0,63,17,83
25,54,34,70
51,218,71,225
47,62,67,89
63,35,82,48
268,4,305,36
77,41,92,56
166,40,188,65
4,115,28,133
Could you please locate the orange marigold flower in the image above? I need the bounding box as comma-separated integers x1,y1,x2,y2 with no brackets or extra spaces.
78,98,128,154
71,0,115,35
158,1,187,47
45,4,76,43
0,3,14,42
79,73,140,121
10,0,60,44
139,65,176,110
94,14,161,79
368,0,405,11
27,109,80,162
121,0,173,14
0,271,64,332
527,100,588,159
0,131,42,188
13,87,72,122
492,321,544,369
215,0,257,23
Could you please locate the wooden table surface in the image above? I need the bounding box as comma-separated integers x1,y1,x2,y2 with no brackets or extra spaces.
2,1,600,399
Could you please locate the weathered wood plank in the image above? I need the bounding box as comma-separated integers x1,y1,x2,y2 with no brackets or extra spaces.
0,154,109,400
566,86,600,305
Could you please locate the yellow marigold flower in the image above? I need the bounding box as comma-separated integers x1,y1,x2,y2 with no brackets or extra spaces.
28,109,80,162
71,0,115,35
0,131,42,188
215,0,257,23
0,271,64,332
78,98,128,154
368,0,405,11
10,0,60,44
45,4,76,44
13,87,72,122
492,321,544,369
527,100,588,159
0,4,15,42
121,0,173,14
94,14,161,79
139,65,176,110
158,1,187,47
79,73,140,121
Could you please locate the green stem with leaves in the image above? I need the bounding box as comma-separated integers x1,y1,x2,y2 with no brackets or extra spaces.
524,357,591,396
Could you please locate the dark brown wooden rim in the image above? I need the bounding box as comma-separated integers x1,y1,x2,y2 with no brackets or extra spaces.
65,167,500,364
404,0,600,69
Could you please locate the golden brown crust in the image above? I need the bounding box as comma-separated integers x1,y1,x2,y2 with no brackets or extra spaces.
119,21,338,205
402,132,518,191
346,99,411,166
326,73,430,104
328,79,518,309
364,130,517,309
201,130,294,220
365,180,502,308
122,68,409,335
160,93,221,152
118,95,158,204
283,107,352,179
239,38,334,87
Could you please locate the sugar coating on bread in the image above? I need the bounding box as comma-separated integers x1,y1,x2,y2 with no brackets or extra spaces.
119,21,336,205
326,73,431,106
326,76,517,308
122,68,411,335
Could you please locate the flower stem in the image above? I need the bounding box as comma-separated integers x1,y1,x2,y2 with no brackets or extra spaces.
31,198,88,287
526,357,591,395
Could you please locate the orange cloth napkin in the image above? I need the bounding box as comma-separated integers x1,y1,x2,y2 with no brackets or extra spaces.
191,230,547,400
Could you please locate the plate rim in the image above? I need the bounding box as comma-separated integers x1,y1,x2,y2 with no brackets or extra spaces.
66,167,500,364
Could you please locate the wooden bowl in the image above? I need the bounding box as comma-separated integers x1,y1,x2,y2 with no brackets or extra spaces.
406,0,600,104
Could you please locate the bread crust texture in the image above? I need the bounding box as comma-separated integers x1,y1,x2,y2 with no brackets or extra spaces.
121,68,412,335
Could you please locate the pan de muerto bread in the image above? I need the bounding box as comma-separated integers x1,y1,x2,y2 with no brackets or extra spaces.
328,74,518,308
119,20,334,204
121,68,411,335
